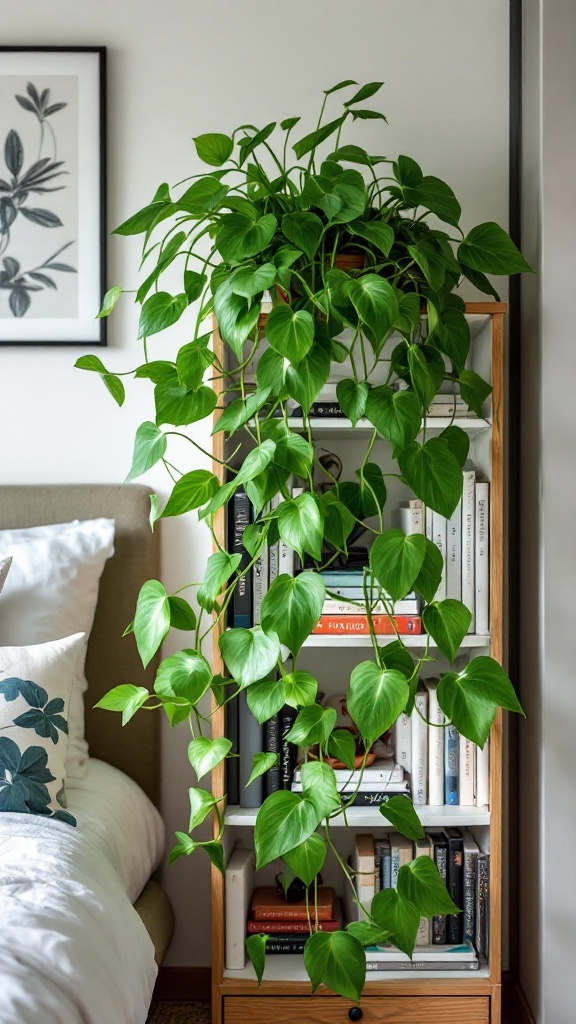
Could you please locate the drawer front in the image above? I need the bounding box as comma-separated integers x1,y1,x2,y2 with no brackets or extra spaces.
224,995,490,1024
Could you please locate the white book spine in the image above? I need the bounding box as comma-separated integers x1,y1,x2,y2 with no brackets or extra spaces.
459,734,476,806
253,545,269,625
322,599,419,616
425,680,445,806
276,481,295,577
398,506,424,536
425,506,433,543
446,498,462,602
393,713,412,774
475,482,490,634
415,838,433,945
431,510,447,602
461,469,476,632
411,692,428,805
476,738,490,807
225,848,254,970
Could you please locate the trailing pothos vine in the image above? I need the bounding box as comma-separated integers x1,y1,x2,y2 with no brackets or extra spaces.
82,82,528,1001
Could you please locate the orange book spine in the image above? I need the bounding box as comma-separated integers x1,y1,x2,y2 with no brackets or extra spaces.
312,615,422,635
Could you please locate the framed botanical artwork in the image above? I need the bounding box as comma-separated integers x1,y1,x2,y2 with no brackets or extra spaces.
0,47,106,345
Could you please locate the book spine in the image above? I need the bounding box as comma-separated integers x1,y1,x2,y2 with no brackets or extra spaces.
446,835,464,944
268,493,281,586
226,696,240,806
246,919,339,934
391,848,401,890
475,853,490,957
432,842,448,944
280,705,297,789
431,510,447,602
446,498,462,602
239,690,264,809
225,850,253,970
277,482,295,577
382,847,392,889
312,615,422,635
322,599,419,616
459,734,476,806
393,713,412,774
411,691,428,805
264,714,281,796
230,486,252,628
291,402,345,418
253,544,269,625
365,960,479,973
426,682,445,807
444,725,459,805
415,840,432,946
462,469,476,632
265,940,306,954
347,790,410,807
425,505,433,544
475,482,490,634
476,738,490,807
463,840,479,944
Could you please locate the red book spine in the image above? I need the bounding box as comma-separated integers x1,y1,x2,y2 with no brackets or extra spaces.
251,905,334,921
312,615,422,635
246,919,339,934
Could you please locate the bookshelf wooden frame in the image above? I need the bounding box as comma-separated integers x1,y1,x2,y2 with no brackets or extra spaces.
210,302,506,1024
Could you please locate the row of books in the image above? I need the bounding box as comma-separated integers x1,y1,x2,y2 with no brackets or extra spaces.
224,840,488,972
348,829,489,958
393,679,490,807
291,757,410,806
315,567,422,635
289,384,476,421
227,693,297,809
397,467,489,634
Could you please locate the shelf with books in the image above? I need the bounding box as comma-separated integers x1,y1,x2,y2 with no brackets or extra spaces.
224,804,490,828
223,956,491,984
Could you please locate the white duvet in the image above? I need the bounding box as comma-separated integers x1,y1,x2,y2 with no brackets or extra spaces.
0,759,165,1024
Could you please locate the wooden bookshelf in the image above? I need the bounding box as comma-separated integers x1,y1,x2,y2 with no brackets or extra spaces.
210,303,506,1024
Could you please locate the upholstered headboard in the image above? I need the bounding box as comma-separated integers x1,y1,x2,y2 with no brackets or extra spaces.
0,485,161,805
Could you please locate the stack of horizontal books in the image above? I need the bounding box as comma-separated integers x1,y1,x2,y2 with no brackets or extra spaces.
247,887,341,955
313,569,422,636
291,757,409,808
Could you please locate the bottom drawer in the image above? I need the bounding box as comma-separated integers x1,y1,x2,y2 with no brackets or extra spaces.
224,995,490,1024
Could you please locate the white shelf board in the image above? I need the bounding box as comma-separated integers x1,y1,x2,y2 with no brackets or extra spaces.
287,416,490,439
225,956,490,983
302,633,491,649
225,804,490,828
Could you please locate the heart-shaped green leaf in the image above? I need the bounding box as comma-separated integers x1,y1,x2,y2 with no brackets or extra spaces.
197,550,241,610
277,492,324,562
366,386,421,454
266,305,315,365
458,369,493,417
283,833,326,887
300,761,341,819
370,888,419,958
422,599,472,662
246,678,287,724
219,626,280,687
398,856,460,916
168,596,197,631
261,572,325,656
438,425,470,468
378,794,425,841
327,729,357,770
458,221,532,275
126,421,167,482
193,133,234,166
161,470,220,518
370,529,427,603
245,933,268,986
346,274,398,348
285,704,337,747
133,580,171,668
281,211,324,259
230,262,277,299
413,539,444,604
216,212,277,263
94,684,149,726
245,751,279,788
188,737,232,780
336,379,369,425
154,650,212,704
188,786,220,830
283,671,318,710
347,662,409,746
437,656,524,747
255,790,322,868
399,438,463,519
138,291,188,338
274,433,314,477
304,931,366,1001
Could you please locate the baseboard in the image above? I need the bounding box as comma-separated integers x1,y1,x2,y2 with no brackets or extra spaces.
502,970,536,1024
153,966,211,1002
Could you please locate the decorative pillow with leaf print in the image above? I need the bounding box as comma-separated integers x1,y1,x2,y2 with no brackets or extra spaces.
0,632,84,826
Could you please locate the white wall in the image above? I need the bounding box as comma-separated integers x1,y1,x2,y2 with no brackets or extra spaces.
520,2,576,1021
1,0,510,966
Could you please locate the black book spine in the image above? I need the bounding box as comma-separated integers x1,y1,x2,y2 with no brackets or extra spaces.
291,403,346,418
226,696,240,806
347,791,410,807
229,486,252,628
430,833,449,944
239,690,264,808
264,713,282,796
280,705,297,789
445,831,465,944
265,939,306,954
475,853,490,958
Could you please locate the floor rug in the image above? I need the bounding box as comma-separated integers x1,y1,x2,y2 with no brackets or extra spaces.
147,1001,210,1023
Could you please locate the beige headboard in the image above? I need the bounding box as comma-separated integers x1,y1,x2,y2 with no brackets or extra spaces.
0,485,161,805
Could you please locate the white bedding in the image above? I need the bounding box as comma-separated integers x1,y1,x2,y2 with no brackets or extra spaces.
0,759,166,1024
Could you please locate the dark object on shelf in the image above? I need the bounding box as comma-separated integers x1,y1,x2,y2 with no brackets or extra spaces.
275,873,323,903
348,1008,363,1022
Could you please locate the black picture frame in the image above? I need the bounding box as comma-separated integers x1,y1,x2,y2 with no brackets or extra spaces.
0,46,106,346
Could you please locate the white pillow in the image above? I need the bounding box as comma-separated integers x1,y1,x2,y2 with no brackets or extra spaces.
0,633,84,824
0,520,115,779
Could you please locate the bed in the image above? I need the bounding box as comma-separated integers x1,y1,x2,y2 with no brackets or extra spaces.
0,484,175,1024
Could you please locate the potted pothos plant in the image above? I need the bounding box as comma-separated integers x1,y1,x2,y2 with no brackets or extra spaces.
80,80,528,1001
